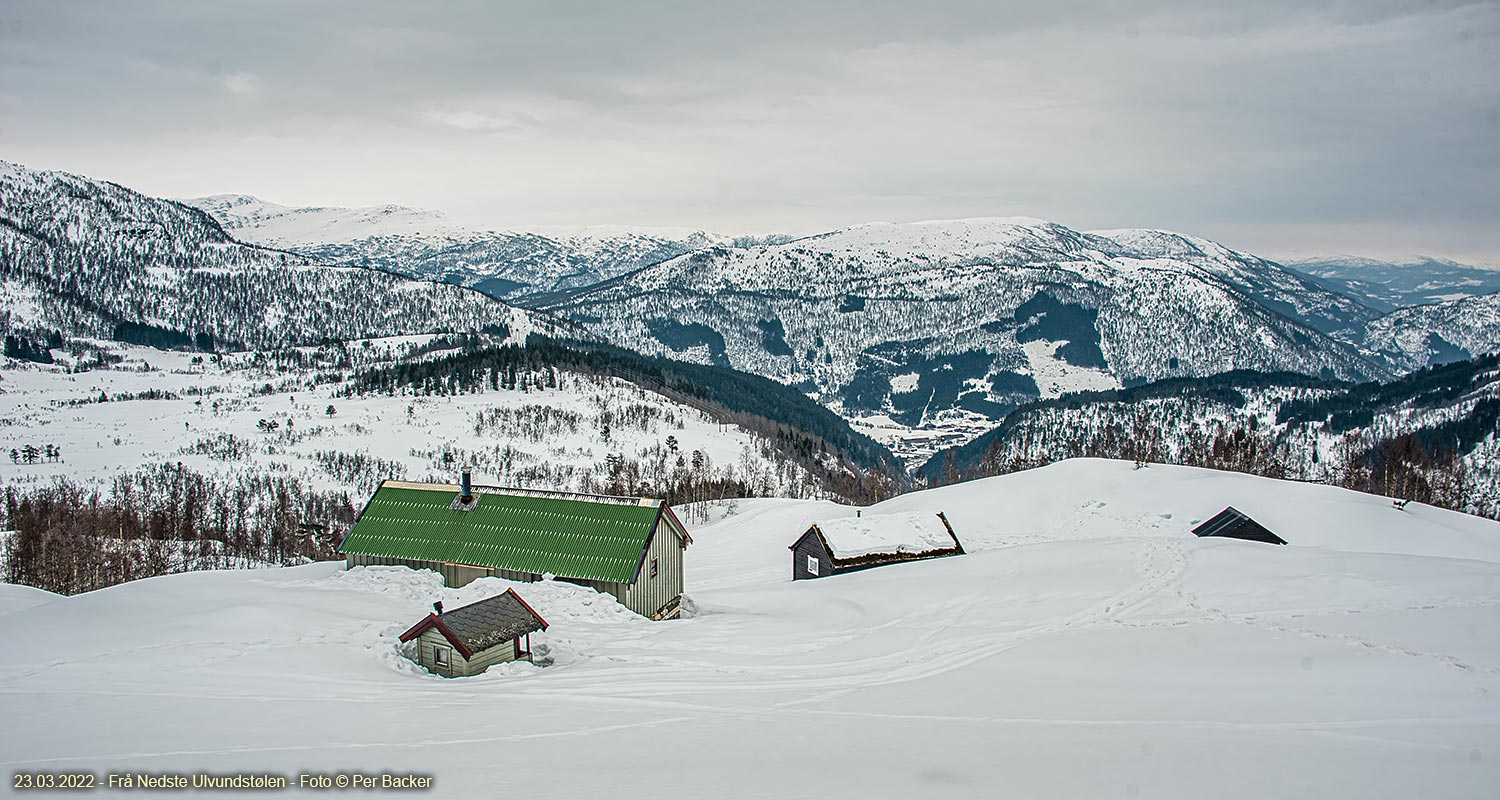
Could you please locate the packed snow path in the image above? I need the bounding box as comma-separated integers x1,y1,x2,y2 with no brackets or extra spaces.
1,459,1497,798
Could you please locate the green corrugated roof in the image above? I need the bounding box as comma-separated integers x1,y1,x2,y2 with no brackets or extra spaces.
340,483,662,583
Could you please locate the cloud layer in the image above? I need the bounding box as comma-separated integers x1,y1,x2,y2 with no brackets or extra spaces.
1,1,1496,262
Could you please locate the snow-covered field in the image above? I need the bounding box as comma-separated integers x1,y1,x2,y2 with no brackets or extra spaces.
2,459,1497,797
0,340,806,498
1022,338,1124,399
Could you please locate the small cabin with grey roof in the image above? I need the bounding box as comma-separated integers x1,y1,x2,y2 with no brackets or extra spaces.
400,589,548,678
791,511,963,580
339,472,692,620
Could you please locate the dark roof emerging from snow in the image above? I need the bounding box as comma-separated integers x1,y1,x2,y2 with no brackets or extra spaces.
399,589,548,659
1192,506,1287,545
802,512,962,559
341,480,679,583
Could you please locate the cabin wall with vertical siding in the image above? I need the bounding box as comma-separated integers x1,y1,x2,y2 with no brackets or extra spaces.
492,567,542,582
412,626,527,677
559,577,627,603
344,553,538,587
440,563,490,588
791,532,832,580
624,518,685,618
464,640,520,674
416,628,466,678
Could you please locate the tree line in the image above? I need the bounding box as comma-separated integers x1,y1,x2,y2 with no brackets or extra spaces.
2,462,356,596
951,400,1495,521
9,444,63,464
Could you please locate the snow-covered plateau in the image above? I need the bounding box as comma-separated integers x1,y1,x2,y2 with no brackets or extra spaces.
1,459,1497,798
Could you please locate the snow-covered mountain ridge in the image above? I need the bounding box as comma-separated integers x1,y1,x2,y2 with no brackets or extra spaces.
0,161,559,351
1286,255,1500,312
187,194,728,300
17,159,1495,470
533,217,1390,460
184,185,1500,464
1361,292,1500,371
189,193,455,242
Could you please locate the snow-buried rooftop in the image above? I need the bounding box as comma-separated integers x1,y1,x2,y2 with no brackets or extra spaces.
813,511,960,560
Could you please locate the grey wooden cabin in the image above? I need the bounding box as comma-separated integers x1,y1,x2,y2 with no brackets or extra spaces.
791,511,964,580
399,589,548,678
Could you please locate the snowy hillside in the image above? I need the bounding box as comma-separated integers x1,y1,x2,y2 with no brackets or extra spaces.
0,332,861,595
536,218,1388,461
925,359,1500,520
0,161,559,351
188,194,726,299
1361,293,1500,371
0,338,822,506
1,460,1497,798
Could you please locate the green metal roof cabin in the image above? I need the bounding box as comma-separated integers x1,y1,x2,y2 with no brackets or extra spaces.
340,473,692,620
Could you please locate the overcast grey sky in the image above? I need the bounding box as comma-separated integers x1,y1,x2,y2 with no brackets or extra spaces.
1,1,1497,262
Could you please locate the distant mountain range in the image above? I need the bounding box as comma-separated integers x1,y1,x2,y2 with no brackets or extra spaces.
1359,292,1500,372
176,191,1500,463
187,194,725,300
524,219,1404,458
0,161,556,351
0,160,898,500
1284,256,1500,313
8,159,1498,468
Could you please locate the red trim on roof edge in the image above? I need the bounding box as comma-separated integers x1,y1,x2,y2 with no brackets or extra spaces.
662,503,693,546
397,612,474,660
505,588,549,631
397,613,436,643
430,616,475,660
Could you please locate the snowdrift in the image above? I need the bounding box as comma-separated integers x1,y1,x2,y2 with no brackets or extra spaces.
1,459,1497,798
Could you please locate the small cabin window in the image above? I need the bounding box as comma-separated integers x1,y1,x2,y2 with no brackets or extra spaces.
650,557,659,579
433,646,451,668
807,555,819,575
